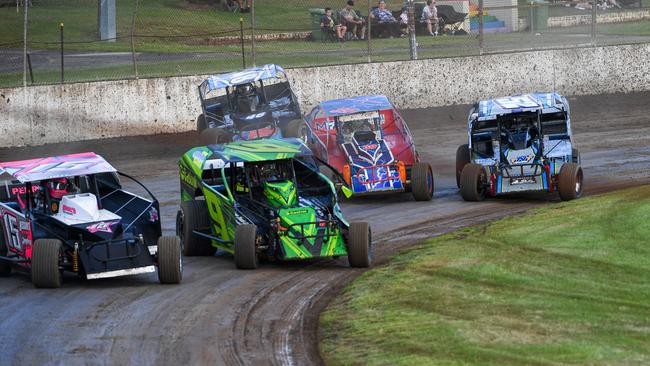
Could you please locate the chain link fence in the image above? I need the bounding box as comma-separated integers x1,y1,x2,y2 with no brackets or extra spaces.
0,0,648,88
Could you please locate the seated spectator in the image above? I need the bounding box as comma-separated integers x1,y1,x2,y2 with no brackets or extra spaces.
420,0,439,36
321,7,347,41
340,0,367,40
371,0,402,38
238,0,251,13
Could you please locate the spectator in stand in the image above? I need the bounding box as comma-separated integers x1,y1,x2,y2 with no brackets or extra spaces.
321,7,347,41
340,0,366,39
370,0,402,38
238,0,252,13
421,0,439,36
399,6,409,36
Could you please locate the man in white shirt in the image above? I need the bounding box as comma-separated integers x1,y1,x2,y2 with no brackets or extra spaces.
421,0,439,36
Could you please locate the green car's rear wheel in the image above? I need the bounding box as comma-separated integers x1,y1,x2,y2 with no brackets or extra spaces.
178,200,214,257
348,222,371,268
235,224,259,269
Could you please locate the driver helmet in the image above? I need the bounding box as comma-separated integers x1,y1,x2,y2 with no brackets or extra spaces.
47,178,69,200
236,83,255,96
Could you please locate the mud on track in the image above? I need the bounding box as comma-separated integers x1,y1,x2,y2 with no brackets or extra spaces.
0,92,648,366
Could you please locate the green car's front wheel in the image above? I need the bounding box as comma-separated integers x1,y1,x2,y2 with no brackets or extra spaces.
178,200,214,257
235,224,259,270
348,222,371,268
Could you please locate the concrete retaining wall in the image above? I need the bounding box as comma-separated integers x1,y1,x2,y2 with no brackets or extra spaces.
1,42,649,148
547,8,650,28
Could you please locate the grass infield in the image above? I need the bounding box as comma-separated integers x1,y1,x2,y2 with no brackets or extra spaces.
321,185,650,365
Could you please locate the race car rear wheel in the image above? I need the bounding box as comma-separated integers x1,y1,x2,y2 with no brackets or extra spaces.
157,236,183,284
284,119,307,142
411,162,434,201
199,127,227,145
348,222,371,268
558,163,583,201
0,231,11,277
235,224,258,269
456,144,471,188
178,200,214,256
196,113,207,134
31,239,63,288
460,163,487,202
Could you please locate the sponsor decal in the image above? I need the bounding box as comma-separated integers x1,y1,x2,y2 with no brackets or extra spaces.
510,155,534,165
10,186,39,196
86,221,116,234
361,144,378,151
62,205,76,215
286,208,308,215
148,207,159,222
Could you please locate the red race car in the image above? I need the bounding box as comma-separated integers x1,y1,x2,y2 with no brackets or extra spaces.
304,95,434,201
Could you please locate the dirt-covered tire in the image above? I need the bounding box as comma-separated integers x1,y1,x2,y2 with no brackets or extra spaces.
0,231,11,277
178,200,214,256
196,113,207,134
199,127,226,145
460,163,487,202
348,222,371,268
234,224,258,270
558,163,583,201
411,162,434,201
157,236,183,284
283,119,307,142
456,144,471,188
572,147,581,164
31,239,63,288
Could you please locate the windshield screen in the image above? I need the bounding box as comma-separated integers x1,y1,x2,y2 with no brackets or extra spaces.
247,159,294,186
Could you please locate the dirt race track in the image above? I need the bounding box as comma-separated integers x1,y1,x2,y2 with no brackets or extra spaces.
0,92,648,366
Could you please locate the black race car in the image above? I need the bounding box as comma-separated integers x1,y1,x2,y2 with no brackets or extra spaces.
0,152,182,288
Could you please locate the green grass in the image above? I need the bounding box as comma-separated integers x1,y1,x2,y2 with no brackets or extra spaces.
321,185,650,365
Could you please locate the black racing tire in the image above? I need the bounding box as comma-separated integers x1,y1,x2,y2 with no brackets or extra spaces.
199,127,226,145
558,163,583,201
460,163,487,202
157,236,183,284
283,119,307,142
31,239,63,288
348,222,371,268
234,224,258,270
178,200,214,256
572,148,581,164
456,144,471,188
0,230,11,277
411,162,434,201
196,113,207,134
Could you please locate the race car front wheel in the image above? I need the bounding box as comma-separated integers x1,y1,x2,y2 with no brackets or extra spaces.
411,162,434,201
456,144,471,188
158,236,183,284
32,239,63,288
235,224,259,270
0,231,11,276
348,222,371,268
558,163,583,201
460,164,487,202
284,119,307,142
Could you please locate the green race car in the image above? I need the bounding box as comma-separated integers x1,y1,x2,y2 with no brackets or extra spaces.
176,138,371,269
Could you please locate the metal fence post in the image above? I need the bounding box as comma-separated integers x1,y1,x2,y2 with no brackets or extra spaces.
251,0,256,66
408,0,417,60
130,0,139,79
478,0,484,54
240,17,246,68
529,1,534,35
22,0,28,87
60,22,64,84
591,0,596,45
367,0,372,63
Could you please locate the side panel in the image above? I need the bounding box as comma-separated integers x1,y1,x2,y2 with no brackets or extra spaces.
0,204,32,261
202,183,236,249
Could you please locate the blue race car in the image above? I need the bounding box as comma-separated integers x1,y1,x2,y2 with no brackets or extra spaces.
195,64,303,144
456,93,583,201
